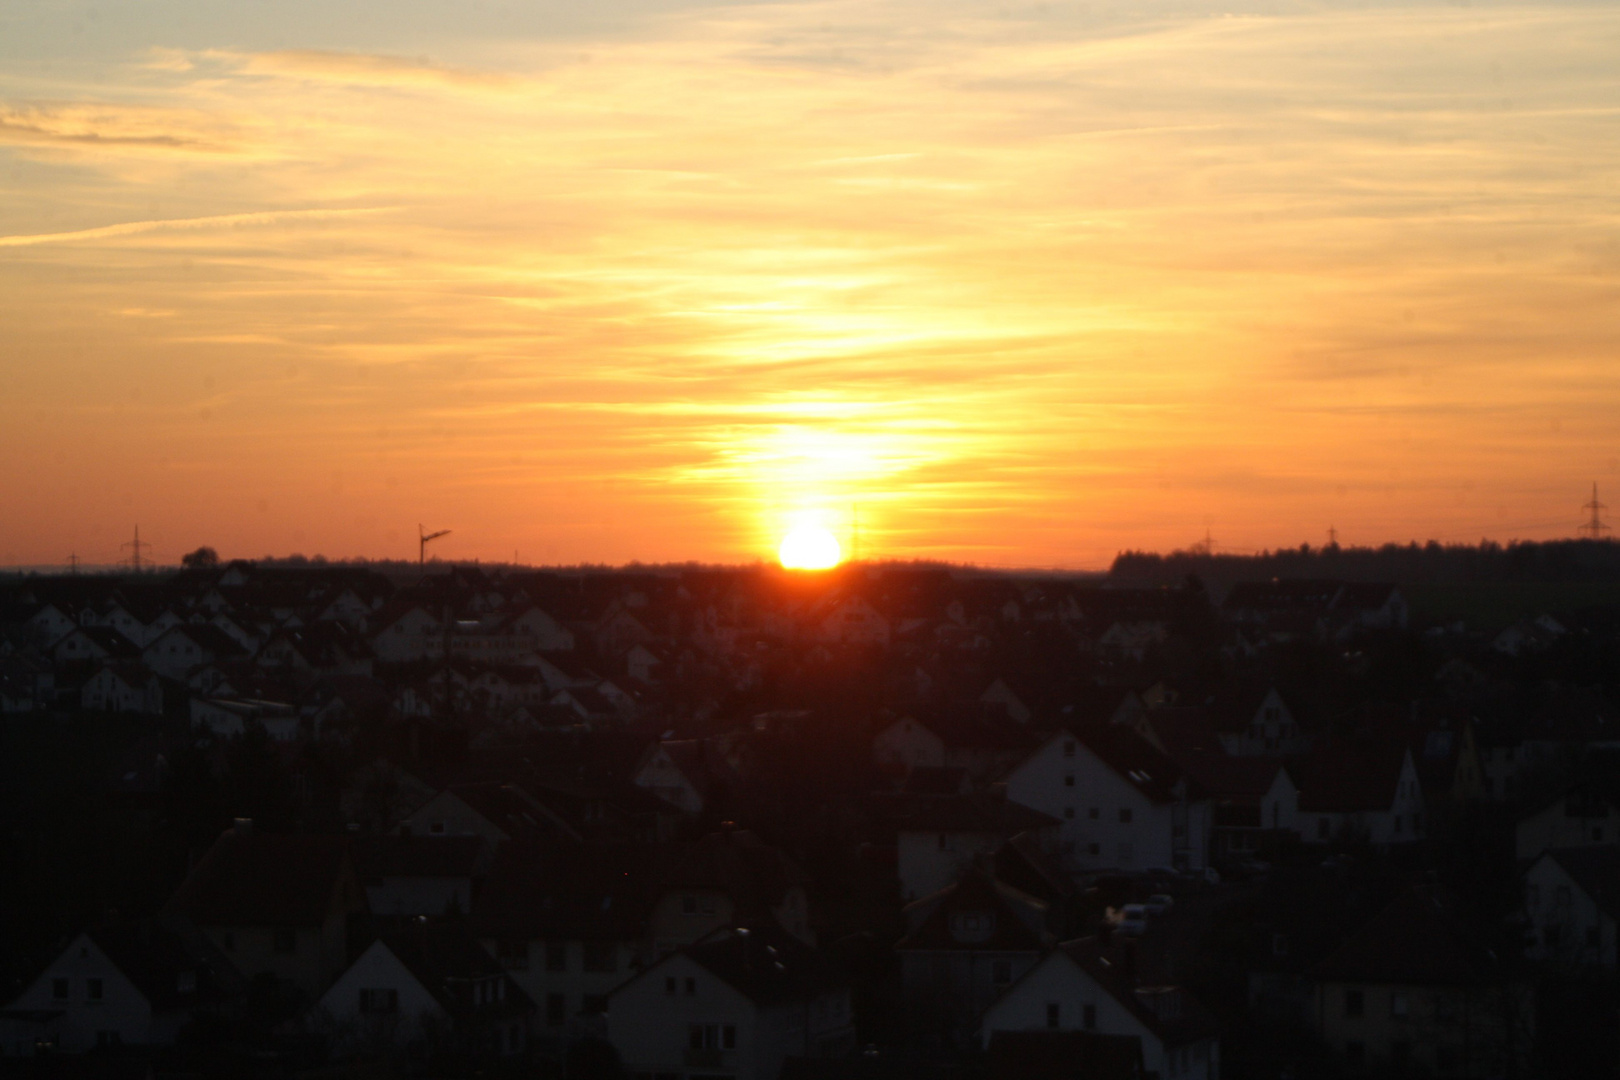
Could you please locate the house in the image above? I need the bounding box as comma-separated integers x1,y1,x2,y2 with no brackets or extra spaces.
606,925,855,1080
163,824,366,1000
1003,727,1211,874
896,866,1054,1047
1209,688,1306,758
651,829,815,952
868,792,1061,903
351,835,486,917
191,696,301,741
872,716,947,776
1309,886,1534,1078
979,937,1220,1080
143,624,247,681
813,595,891,647
80,662,163,715
507,605,574,652
1524,846,1620,969
634,739,734,816
52,626,141,669
1289,740,1425,846
472,841,655,1042
398,783,580,846
1330,582,1409,634
0,919,239,1056
370,605,442,663
1515,784,1620,861
980,679,1033,724
313,928,533,1059
1171,754,1299,862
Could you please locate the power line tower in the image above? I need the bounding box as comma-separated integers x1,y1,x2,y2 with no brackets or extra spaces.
1579,483,1610,539
121,526,152,571
67,553,79,575
419,524,451,567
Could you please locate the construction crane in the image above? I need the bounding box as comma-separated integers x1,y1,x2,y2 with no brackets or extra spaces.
419,524,451,567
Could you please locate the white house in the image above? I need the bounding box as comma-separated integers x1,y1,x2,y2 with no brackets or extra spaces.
1291,742,1426,846
1213,688,1306,758
190,697,301,742
1515,786,1620,861
312,932,532,1059
875,792,1061,903
633,741,720,816
1004,728,1211,874
80,663,163,715
813,595,890,647
980,938,1220,1080
1524,846,1620,970
509,605,574,652
351,835,485,917
370,606,442,663
605,926,854,1080
0,922,231,1057
872,716,947,775
143,625,245,681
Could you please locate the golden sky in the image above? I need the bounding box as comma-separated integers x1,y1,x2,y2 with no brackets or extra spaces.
2,0,1618,568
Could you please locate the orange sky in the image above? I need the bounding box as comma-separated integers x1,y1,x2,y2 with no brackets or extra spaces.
2,1,1618,568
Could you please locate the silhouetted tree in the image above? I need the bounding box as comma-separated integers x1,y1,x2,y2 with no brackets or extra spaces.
181,546,220,569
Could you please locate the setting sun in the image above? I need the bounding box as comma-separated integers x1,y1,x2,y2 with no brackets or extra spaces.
778,525,843,570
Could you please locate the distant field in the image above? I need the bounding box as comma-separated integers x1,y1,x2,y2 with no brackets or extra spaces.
1404,581,1620,631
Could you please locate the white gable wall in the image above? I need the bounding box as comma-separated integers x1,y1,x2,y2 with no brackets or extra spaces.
2,934,163,1055
313,939,445,1050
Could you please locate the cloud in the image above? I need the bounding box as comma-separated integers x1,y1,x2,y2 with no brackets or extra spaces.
0,102,242,153
0,207,397,248
240,50,515,90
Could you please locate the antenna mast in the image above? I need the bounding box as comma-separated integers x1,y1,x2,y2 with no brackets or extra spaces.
1580,483,1610,539
419,524,452,567
121,526,152,572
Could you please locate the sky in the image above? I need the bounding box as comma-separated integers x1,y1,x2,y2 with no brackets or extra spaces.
2,0,1619,569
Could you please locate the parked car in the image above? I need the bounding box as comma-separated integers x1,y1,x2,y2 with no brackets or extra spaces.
1118,904,1149,936
1145,894,1175,916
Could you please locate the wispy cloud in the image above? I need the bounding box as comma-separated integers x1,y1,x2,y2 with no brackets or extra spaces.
0,208,397,248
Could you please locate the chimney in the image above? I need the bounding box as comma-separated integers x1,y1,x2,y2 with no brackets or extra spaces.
233,817,254,836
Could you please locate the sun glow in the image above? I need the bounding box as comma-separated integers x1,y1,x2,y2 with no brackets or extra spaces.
778,525,843,570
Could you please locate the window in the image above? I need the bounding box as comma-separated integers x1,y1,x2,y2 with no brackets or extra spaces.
87,979,103,1002
1557,885,1572,907
1118,808,1132,824
584,941,617,973
1064,808,1075,820
1088,807,1100,820
682,894,699,915
665,976,677,996
1083,1003,1096,1030
52,978,68,1001
359,988,398,1014
1045,1002,1060,1029
1087,842,1100,856
582,993,608,1014
1594,826,1605,842
1344,989,1364,1018
992,960,1012,986
1064,775,1075,787
273,928,297,955
685,977,697,996
688,1023,735,1050
546,993,566,1026
1390,992,1408,1019
546,943,568,972
1063,741,1076,758
429,821,446,835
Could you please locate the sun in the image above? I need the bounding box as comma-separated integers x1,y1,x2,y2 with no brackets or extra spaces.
778,525,843,570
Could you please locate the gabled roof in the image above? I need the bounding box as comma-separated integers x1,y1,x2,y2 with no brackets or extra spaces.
165,827,353,928
1290,738,1410,813
899,867,1050,952
869,792,1060,836
352,835,484,881
683,924,846,1007
1308,886,1502,985
1047,937,1220,1048
148,623,248,658
59,626,142,659
1064,726,1199,805
471,841,654,942
83,918,241,1011
1541,846,1620,921
375,928,534,1019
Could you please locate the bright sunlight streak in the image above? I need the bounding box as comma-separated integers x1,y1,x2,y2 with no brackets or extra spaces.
778,525,843,570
